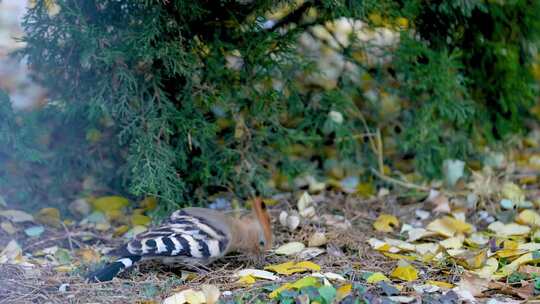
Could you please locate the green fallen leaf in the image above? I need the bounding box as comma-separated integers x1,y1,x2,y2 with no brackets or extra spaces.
318,286,337,304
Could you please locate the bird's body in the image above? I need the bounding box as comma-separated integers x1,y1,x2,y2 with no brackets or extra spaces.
87,199,272,282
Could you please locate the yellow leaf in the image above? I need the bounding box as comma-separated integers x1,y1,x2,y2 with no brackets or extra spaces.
368,238,394,252
269,277,319,299
396,17,409,28
496,248,525,258
336,284,352,301
474,258,499,279
290,276,319,289
516,210,540,227
92,196,129,214
501,182,525,204
425,280,453,289
295,261,321,272
36,207,61,228
487,221,530,237
382,253,416,261
503,240,519,250
164,289,206,304
356,182,375,198
265,261,320,275
373,214,400,233
501,252,540,275
131,214,151,226
440,235,464,249
113,225,129,236
236,275,256,285
140,197,157,211
390,263,418,282
269,283,292,299
366,272,390,283
426,216,472,237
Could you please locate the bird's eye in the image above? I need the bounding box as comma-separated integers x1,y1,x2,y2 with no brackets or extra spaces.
259,240,265,247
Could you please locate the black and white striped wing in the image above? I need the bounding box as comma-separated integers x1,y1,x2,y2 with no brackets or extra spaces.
119,211,230,260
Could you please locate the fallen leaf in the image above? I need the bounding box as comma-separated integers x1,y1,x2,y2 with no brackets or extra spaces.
516,210,540,227
456,272,489,297
297,191,314,217
429,191,451,214
131,214,151,226
0,210,34,222
453,249,487,269
298,247,326,260
336,283,352,301
366,272,390,283
373,214,400,232
0,240,22,264
501,182,525,205
474,257,498,279
36,208,61,227
163,289,206,304
406,228,437,242
0,222,17,235
91,196,129,214
274,242,305,255
200,285,220,304
385,238,416,251
425,280,453,289
426,216,473,237
123,225,147,238
264,261,320,275
236,275,256,285
269,276,319,298
390,261,418,282
140,197,158,211
502,252,540,275
440,235,464,249
367,238,399,253
24,226,44,237
320,272,346,281
318,285,337,303
415,243,440,255
308,232,327,247
487,222,530,237
114,225,129,237
235,269,279,281
68,198,91,218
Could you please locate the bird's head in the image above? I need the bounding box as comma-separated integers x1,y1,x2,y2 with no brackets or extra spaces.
251,197,273,252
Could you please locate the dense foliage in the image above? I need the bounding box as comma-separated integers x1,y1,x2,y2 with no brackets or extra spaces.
1,0,538,212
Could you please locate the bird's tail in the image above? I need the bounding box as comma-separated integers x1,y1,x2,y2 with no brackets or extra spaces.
87,255,141,282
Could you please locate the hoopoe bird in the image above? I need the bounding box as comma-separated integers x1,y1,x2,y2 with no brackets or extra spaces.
87,198,272,282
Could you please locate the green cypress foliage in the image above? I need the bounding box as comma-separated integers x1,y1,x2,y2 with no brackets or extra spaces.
0,0,537,211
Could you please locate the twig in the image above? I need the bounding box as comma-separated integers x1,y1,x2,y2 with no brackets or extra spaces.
375,128,384,175
370,168,429,191
61,222,74,252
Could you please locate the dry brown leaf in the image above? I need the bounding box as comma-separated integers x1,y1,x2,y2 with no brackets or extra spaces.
456,272,490,297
